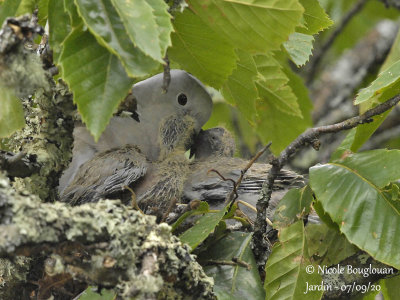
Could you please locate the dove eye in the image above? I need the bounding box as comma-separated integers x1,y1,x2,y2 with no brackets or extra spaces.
177,93,188,106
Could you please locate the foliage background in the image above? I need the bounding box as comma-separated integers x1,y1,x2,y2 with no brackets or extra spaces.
1,0,400,299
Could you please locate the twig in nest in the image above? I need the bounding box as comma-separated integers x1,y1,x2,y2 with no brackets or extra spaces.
208,168,239,200
124,186,143,213
161,197,178,223
237,200,257,213
231,142,272,199
227,142,272,208
209,142,272,210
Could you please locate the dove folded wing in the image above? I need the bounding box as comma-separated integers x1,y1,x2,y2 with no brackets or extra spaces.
61,145,148,205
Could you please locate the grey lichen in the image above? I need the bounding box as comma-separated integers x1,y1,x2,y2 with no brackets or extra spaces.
7,78,75,201
0,16,75,201
0,174,215,299
0,257,32,299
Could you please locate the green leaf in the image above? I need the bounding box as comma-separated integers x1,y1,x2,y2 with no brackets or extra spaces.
265,221,322,300
354,60,400,105
255,54,302,117
75,0,159,77
313,200,338,230
309,150,400,268
256,62,312,154
0,87,25,138
381,29,400,72
255,56,312,154
171,201,210,232
354,288,381,300
198,232,265,300
381,275,400,300
351,30,400,152
169,9,236,88
146,0,173,56
221,49,258,122
189,0,304,53
59,26,134,140
0,0,36,25
48,0,71,64
297,0,333,35
37,0,49,26
179,206,227,250
283,32,314,67
64,0,82,27
330,128,356,161
110,0,166,63
351,109,392,152
77,287,115,299
305,223,358,266
273,186,313,229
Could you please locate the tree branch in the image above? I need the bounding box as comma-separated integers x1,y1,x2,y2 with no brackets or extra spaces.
252,93,400,264
0,151,40,178
322,252,398,299
0,174,215,299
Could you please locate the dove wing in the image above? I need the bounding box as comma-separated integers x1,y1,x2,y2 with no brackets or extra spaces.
61,146,148,205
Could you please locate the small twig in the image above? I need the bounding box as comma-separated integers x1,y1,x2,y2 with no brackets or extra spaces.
162,55,171,93
252,93,400,264
203,260,239,267
209,142,271,212
208,168,239,200
203,258,251,270
161,197,177,223
124,186,143,213
232,257,252,270
234,210,254,227
306,0,369,84
265,217,273,227
226,142,272,205
237,200,257,213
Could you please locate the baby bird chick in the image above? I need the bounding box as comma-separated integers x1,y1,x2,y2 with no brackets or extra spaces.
61,115,196,220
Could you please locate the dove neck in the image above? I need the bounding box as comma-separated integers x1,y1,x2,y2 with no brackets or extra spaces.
158,115,196,160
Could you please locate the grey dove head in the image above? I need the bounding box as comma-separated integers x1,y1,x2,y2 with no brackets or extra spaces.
190,127,236,159
132,70,213,135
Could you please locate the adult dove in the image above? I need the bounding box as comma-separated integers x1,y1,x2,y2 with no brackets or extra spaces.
59,70,213,195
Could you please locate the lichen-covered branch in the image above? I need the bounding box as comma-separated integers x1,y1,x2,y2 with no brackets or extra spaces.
0,174,214,299
322,252,398,299
0,150,40,178
0,15,75,201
